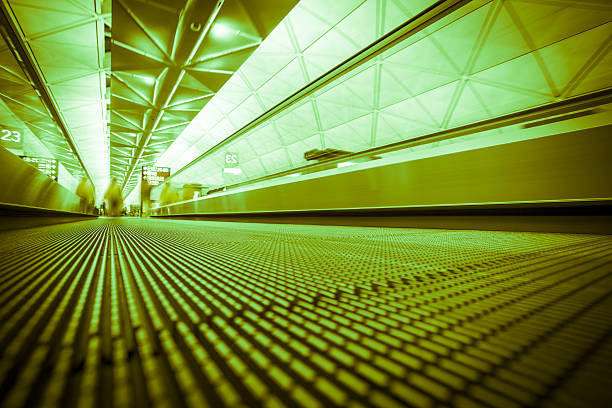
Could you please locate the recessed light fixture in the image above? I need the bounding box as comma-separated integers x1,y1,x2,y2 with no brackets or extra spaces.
337,161,357,168
211,22,235,38
223,167,242,175
140,75,155,85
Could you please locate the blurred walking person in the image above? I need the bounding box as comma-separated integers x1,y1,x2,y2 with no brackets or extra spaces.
75,177,94,214
104,178,124,217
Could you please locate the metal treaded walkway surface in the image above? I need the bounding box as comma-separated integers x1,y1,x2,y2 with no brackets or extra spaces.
1,219,612,408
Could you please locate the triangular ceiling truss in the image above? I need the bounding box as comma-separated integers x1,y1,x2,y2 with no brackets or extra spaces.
110,0,298,197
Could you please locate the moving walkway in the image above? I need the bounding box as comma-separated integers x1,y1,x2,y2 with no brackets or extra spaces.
1,218,612,407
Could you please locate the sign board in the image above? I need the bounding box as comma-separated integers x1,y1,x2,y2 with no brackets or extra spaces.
141,166,170,186
0,127,23,151
20,156,58,181
224,152,239,168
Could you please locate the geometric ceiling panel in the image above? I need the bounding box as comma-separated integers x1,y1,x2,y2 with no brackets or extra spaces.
160,0,612,194
154,0,443,190
7,0,111,201
0,17,85,191
111,0,298,197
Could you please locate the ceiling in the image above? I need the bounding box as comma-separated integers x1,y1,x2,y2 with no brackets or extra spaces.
159,0,612,192
0,31,81,173
4,0,110,200
1,0,610,203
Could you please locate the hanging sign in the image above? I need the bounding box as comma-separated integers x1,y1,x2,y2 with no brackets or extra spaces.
142,166,170,186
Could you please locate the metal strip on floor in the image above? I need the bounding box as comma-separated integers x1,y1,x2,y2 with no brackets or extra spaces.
1,218,612,408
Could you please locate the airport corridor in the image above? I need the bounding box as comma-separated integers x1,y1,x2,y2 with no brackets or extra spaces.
1,218,611,408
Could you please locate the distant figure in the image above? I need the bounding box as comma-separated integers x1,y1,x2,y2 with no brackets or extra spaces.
104,178,124,217
75,177,94,214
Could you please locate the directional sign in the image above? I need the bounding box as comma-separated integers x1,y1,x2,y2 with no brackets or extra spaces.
20,156,58,181
142,166,170,186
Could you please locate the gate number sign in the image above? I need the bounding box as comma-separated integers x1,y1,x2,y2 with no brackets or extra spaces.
225,152,239,168
0,128,23,150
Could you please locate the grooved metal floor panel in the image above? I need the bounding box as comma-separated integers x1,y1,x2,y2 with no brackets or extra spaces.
1,218,612,408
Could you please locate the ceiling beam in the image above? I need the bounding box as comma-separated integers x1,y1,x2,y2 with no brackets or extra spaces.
117,0,224,193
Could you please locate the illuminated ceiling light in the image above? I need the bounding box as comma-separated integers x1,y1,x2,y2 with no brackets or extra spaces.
139,75,155,85
286,173,300,177
223,167,242,175
337,161,357,168
211,22,236,39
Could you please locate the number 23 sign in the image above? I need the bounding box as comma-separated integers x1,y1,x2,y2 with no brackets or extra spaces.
224,152,239,167
0,128,22,149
